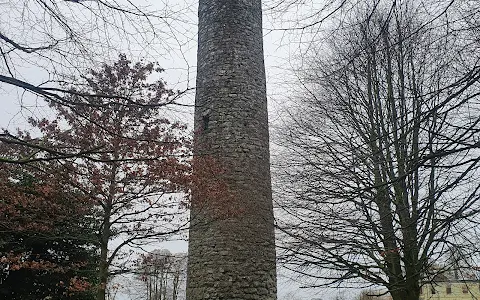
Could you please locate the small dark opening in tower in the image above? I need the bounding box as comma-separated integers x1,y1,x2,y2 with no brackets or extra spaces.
202,115,210,131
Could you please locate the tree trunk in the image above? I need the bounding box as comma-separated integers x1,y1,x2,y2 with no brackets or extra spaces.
97,164,116,300
97,224,110,300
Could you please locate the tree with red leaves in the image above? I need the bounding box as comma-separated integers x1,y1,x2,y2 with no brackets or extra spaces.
20,55,192,300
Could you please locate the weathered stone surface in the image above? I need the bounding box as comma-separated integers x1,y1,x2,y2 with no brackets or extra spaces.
186,1,277,300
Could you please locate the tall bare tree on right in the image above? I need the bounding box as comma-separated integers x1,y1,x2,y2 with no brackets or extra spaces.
276,2,480,300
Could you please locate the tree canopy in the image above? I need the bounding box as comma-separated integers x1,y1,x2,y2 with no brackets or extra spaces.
276,2,480,300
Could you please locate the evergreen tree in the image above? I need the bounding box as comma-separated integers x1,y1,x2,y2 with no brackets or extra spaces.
0,164,98,299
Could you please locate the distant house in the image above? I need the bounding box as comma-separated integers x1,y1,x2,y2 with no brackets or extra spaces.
420,268,480,300
359,268,480,300
419,280,480,300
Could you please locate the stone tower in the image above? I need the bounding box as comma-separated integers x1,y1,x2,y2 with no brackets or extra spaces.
186,0,277,299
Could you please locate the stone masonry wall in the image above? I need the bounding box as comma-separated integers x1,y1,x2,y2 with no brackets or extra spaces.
186,1,277,300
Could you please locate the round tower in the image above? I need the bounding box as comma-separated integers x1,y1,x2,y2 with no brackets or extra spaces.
186,1,277,299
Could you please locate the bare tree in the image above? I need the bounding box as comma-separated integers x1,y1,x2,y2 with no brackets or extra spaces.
264,0,479,36
138,249,187,300
1,0,195,163
1,0,193,99
276,2,480,300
